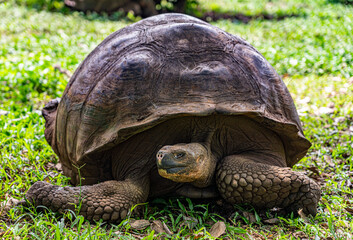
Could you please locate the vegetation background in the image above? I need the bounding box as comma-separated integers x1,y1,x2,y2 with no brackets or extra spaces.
0,0,352,239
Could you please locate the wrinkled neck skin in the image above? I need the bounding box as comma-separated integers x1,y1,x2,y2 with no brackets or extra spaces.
190,128,218,188
191,143,217,188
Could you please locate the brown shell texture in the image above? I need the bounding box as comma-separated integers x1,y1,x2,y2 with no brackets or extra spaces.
53,13,311,169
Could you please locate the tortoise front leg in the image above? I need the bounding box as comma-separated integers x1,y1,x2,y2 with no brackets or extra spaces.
24,178,149,222
216,154,321,215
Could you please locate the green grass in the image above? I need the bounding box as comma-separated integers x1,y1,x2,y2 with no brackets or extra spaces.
1,0,353,239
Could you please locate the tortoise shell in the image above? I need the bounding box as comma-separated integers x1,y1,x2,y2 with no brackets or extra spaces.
51,13,310,175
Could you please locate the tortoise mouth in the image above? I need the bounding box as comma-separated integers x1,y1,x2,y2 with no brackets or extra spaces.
158,166,188,175
156,148,196,180
156,153,189,171
158,164,188,170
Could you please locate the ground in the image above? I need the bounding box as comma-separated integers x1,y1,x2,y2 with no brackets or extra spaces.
0,0,352,239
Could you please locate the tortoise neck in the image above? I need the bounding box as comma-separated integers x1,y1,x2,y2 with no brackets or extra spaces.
189,127,218,188
190,145,217,188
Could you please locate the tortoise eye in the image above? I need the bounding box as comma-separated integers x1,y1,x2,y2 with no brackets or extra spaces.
174,152,185,159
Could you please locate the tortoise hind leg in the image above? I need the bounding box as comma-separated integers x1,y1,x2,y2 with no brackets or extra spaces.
216,154,321,215
24,177,149,222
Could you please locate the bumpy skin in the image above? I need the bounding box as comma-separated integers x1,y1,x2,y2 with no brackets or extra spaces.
25,179,149,222
216,155,321,215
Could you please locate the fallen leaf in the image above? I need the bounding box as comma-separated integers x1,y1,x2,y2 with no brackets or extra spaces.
320,222,328,228
242,211,257,224
321,172,333,180
323,155,333,164
306,166,320,176
193,232,204,239
293,231,308,239
113,231,123,238
151,220,166,234
130,219,150,230
328,102,335,108
216,199,224,206
333,116,345,125
335,229,345,238
54,64,72,78
162,221,173,235
337,220,350,228
298,209,310,223
131,233,145,239
209,221,226,238
349,77,353,84
42,176,51,183
317,106,335,115
282,73,290,79
0,195,20,213
345,207,353,213
297,96,311,104
45,162,55,170
263,218,280,224
55,163,62,171
0,110,9,116
250,232,267,240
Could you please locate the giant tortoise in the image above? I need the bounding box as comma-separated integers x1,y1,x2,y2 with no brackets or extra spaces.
24,13,321,222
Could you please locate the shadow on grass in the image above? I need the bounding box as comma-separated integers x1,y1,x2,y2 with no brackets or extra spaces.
327,0,353,5
198,11,302,23
12,1,307,24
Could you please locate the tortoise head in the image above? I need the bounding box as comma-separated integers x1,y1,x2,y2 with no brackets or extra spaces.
42,98,60,153
156,143,216,188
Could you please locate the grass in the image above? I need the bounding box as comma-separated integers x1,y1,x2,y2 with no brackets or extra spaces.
0,0,352,239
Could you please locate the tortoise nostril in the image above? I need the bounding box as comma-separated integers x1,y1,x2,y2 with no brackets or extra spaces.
156,151,165,161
